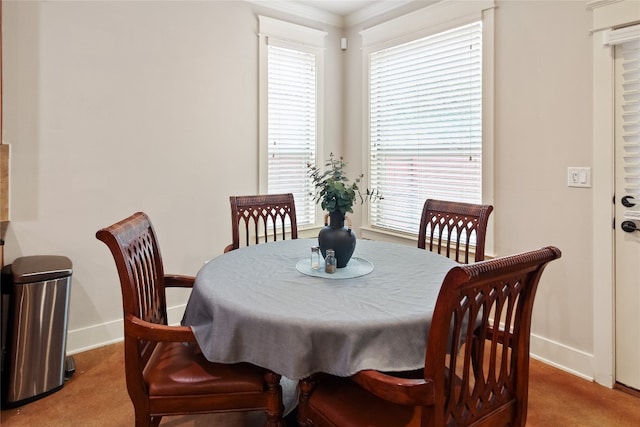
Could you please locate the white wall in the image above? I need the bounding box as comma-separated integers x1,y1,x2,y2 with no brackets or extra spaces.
2,0,344,352
4,0,598,380
494,0,594,376
345,0,595,378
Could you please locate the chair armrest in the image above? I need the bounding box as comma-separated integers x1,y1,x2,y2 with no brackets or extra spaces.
164,274,195,288
351,370,434,406
125,314,197,343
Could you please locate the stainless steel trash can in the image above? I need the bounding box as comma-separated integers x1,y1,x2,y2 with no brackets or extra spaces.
1,255,73,407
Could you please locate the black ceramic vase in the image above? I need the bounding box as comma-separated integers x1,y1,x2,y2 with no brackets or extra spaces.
318,211,356,268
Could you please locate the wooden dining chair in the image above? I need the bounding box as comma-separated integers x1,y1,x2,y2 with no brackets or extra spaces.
297,246,561,427
418,198,494,263
224,193,298,253
96,212,284,427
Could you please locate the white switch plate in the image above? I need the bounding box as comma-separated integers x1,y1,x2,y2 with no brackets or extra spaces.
567,167,591,188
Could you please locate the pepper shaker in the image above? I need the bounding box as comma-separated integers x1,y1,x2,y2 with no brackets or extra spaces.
325,249,337,274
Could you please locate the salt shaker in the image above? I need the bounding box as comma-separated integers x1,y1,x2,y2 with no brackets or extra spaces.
311,246,321,270
325,249,337,274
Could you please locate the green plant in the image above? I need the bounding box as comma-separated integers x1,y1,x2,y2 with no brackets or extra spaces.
308,153,381,216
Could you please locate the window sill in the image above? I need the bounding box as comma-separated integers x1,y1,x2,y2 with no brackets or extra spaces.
359,226,418,247
299,225,418,247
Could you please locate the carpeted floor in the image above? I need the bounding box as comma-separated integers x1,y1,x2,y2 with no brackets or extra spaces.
1,342,640,426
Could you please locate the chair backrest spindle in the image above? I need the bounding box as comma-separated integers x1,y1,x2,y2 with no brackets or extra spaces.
418,199,493,263
226,193,298,253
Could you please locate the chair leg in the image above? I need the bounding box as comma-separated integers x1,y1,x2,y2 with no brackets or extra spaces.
264,370,285,427
133,410,158,427
265,413,285,427
296,376,317,427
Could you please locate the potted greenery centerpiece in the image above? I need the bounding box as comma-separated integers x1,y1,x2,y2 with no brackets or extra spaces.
308,153,380,268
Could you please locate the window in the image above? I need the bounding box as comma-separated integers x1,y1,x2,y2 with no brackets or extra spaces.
266,43,317,227
368,22,482,234
259,16,326,228
361,1,494,238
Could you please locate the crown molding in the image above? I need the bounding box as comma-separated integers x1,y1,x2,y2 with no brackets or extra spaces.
247,0,344,27
345,1,415,27
246,0,416,28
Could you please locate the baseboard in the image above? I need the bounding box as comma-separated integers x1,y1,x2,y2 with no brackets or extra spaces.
66,304,188,355
530,332,594,382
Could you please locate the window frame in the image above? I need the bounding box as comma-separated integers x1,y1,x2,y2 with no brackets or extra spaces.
258,16,327,229
359,0,495,253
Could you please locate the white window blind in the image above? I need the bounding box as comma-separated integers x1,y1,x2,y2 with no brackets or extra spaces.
618,39,640,218
369,21,482,235
267,43,317,227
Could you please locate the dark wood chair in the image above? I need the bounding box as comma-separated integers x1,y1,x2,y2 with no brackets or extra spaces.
224,193,298,253
418,198,494,263
96,212,284,427
297,246,561,427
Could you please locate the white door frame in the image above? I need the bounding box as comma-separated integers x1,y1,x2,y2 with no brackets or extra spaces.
590,0,640,387
592,30,614,387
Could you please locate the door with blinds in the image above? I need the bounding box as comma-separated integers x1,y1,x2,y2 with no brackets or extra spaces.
614,38,640,391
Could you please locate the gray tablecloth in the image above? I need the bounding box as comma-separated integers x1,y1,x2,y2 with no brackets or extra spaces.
182,239,457,380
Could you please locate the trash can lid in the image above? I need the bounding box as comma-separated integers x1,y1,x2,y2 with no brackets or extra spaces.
10,255,72,284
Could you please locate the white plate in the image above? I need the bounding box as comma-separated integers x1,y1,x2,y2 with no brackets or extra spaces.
295,257,374,279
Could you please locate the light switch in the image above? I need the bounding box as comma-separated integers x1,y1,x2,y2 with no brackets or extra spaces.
567,167,591,188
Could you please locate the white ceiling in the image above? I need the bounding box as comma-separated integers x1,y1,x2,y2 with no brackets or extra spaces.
295,1,381,16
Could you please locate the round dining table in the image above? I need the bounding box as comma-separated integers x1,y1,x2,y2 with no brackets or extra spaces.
182,238,457,381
